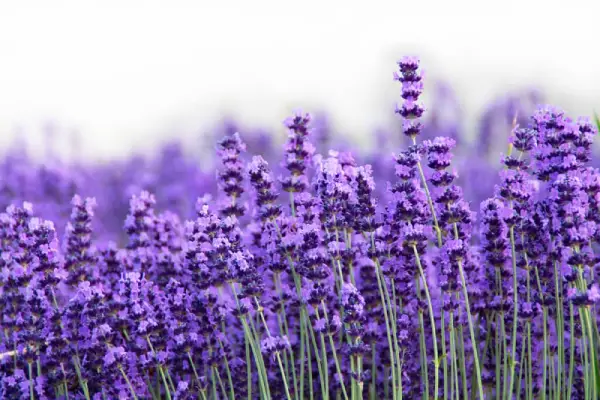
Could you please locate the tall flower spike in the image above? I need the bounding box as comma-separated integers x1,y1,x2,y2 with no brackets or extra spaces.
580,167,600,243
98,241,128,292
151,211,183,286
64,195,98,287
217,132,246,218
230,250,264,299
314,154,353,236
531,105,597,181
340,282,368,344
479,198,512,297
40,299,70,394
349,164,379,233
248,155,281,222
549,174,595,249
1,203,39,355
428,143,474,243
124,191,156,273
388,147,430,245
183,202,216,290
340,282,370,387
280,111,316,212
395,56,425,138
29,218,66,299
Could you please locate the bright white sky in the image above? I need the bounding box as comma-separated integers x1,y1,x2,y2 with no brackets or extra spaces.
0,0,597,160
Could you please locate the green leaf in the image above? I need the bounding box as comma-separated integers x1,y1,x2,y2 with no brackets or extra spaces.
594,111,600,133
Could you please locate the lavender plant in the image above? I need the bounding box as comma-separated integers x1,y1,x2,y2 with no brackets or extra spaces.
0,56,599,400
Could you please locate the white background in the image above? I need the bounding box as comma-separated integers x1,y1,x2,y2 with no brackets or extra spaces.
0,0,597,160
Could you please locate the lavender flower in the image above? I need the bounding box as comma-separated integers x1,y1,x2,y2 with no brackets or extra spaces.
64,195,97,286
124,191,156,274
248,156,281,222
394,56,425,138
280,111,315,211
217,133,246,218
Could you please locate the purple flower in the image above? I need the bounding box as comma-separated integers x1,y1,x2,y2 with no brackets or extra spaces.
395,56,425,137
260,335,291,359
104,346,127,368
64,195,98,286
248,156,281,222
125,191,156,273
280,111,315,203
587,284,600,303
217,132,247,218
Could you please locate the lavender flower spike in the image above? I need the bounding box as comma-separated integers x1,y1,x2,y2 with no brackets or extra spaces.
64,194,98,286
395,56,425,138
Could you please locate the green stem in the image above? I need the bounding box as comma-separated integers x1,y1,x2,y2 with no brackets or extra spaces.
370,342,377,400
307,328,314,400
72,355,91,400
299,314,306,398
254,298,293,400
457,260,485,400
416,279,429,400
553,257,565,400
384,366,390,400
567,303,575,400
372,251,398,400
412,136,443,248
495,313,502,400
315,308,330,400
471,314,493,400
60,363,70,400
413,245,439,400
146,336,172,400
229,282,270,399
245,336,252,400
214,367,228,399
159,366,173,400
276,354,293,400
187,352,202,384
516,344,526,400
455,321,468,400
217,339,235,400
166,368,176,395
585,309,597,400
532,262,548,400
526,267,533,400
506,226,519,398
579,307,590,398
542,308,549,400
322,304,350,400
248,318,273,400
28,362,35,400
119,366,139,400
441,311,449,400
510,341,529,398
211,371,219,400
243,318,270,400
576,281,596,400
273,221,324,400
144,375,158,400
275,273,299,400
357,354,364,400
449,313,459,400
549,352,555,400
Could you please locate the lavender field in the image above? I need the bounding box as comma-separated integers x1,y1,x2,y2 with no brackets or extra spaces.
0,56,598,400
